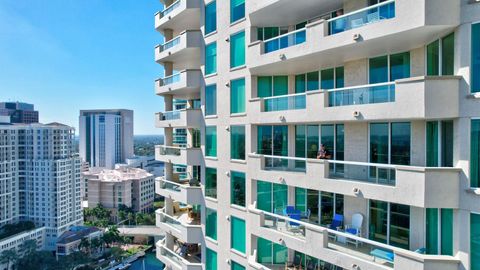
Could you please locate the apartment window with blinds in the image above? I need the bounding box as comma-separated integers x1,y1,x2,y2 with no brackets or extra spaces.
205,1,217,35
230,0,245,23
426,33,454,76
205,42,217,75
230,31,245,68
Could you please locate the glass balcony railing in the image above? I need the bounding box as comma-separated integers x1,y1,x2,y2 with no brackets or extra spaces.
327,82,395,107
328,0,395,35
264,29,306,54
157,146,182,156
159,110,181,121
159,36,181,52
264,155,306,172
161,73,181,86
160,0,181,18
264,93,306,112
327,160,396,186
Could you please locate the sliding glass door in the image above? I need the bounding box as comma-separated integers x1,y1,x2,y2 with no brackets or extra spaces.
369,200,410,249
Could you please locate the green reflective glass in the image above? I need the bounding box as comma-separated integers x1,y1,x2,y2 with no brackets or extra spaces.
320,192,334,225
273,76,288,95
369,55,388,83
442,33,454,75
320,124,334,155
230,125,245,160
390,52,410,81
257,126,272,155
231,261,245,270
295,187,306,212
231,78,246,113
295,125,306,159
258,76,273,98
441,121,454,167
206,126,217,157
321,68,334,89
206,207,217,240
257,237,273,263
273,183,288,213
307,71,319,91
231,216,246,253
230,0,245,23
471,120,480,188
427,40,439,76
231,171,246,207
205,84,217,116
473,23,480,92
230,31,245,68
205,167,217,198
471,213,480,270
426,121,439,167
441,209,453,255
295,74,306,93
426,208,439,254
307,125,319,159
257,180,272,212
205,1,217,35
206,248,217,270
205,42,217,75
335,66,344,88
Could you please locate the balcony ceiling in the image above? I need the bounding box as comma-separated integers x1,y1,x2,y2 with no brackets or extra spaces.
249,0,341,27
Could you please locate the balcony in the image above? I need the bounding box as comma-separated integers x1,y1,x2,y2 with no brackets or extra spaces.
248,207,460,270
155,108,203,129
248,154,461,208
247,0,459,74
156,239,202,270
248,76,461,124
155,0,201,35
155,177,203,205
155,70,202,99
155,208,202,243
155,145,202,165
155,30,202,70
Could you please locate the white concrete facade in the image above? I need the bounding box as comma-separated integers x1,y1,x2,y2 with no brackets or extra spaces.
153,1,480,270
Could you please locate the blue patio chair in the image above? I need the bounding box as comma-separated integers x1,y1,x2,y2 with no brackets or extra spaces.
283,206,296,216
288,213,302,233
329,214,344,230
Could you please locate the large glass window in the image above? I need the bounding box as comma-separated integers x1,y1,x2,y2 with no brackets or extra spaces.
230,0,245,23
369,52,410,83
205,84,217,116
230,31,245,68
231,261,245,270
295,67,343,93
231,216,246,253
257,237,287,265
231,171,245,207
472,119,480,188
426,208,439,254
257,125,288,156
256,180,288,214
231,78,245,114
426,121,453,167
230,125,245,160
205,126,217,157
471,213,480,270
390,122,411,165
206,248,217,270
205,167,217,199
258,76,288,97
320,192,343,225
370,122,410,165
205,1,217,35
440,209,453,255
295,188,320,224
427,33,455,76
369,200,410,249
473,23,480,92
205,42,217,75
206,208,217,240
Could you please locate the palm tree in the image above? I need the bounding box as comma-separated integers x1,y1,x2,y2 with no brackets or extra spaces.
78,238,91,255
0,249,18,270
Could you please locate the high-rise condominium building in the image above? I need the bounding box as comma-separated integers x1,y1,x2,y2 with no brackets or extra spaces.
79,109,134,169
153,1,480,270
0,101,39,124
0,123,83,250
82,166,155,214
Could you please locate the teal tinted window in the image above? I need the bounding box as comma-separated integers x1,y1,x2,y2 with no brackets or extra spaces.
230,31,245,68
427,40,439,76
257,180,272,212
205,42,217,75
231,125,245,160
391,122,411,165
205,126,217,157
471,119,480,188
295,187,306,212
389,203,410,249
471,213,480,270
390,52,410,81
206,208,217,240
205,1,217,35
231,78,245,113
321,68,334,89
231,261,245,270
257,125,272,155
230,0,245,23
231,171,245,207
273,76,288,95
205,167,217,198
307,125,319,158
206,248,217,270
258,76,273,98
369,55,388,83
369,200,388,244
295,125,306,160
442,33,454,75
307,71,319,91
370,123,389,164
473,23,480,92
257,237,273,263
440,209,453,255
295,74,306,93
335,66,344,88
426,208,439,254
426,121,439,167
205,84,217,116
231,216,246,253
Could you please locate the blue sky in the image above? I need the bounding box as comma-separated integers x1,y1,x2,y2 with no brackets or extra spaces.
0,0,165,135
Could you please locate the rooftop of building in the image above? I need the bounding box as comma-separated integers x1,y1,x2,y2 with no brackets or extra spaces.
0,122,74,129
56,226,102,245
79,109,133,115
83,166,154,182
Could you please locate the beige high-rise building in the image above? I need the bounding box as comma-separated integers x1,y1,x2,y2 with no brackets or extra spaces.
83,166,155,214
153,1,480,270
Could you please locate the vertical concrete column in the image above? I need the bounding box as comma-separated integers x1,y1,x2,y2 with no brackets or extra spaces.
164,94,173,112
288,75,296,94
343,0,368,13
187,128,194,148
410,47,426,77
165,233,174,250
163,29,173,42
164,62,173,77
344,59,368,87
165,197,174,216
164,163,173,180
288,125,296,158
165,128,173,146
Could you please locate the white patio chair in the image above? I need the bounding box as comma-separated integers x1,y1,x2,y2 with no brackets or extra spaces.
345,213,364,248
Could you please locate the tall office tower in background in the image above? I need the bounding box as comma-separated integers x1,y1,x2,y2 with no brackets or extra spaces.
152,0,480,270
0,122,83,250
79,109,134,169
0,101,39,124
